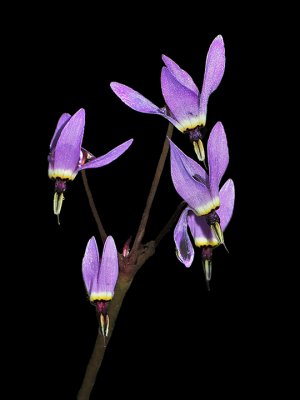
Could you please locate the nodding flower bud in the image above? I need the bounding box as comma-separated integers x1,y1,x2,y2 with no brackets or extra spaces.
122,236,132,258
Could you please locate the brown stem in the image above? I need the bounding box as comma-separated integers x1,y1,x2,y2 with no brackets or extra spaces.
77,241,156,400
81,170,107,243
155,201,187,246
131,123,173,253
77,275,132,400
78,123,174,399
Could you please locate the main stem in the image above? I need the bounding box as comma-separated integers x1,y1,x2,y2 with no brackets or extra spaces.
78,123,173,399
131,123,173,253
77,276,132,400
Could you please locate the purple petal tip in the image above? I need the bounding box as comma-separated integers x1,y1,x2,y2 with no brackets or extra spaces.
214,34,224,43
75,108,85,117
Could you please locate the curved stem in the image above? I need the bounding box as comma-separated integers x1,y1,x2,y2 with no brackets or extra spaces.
131,123,173,253
155,201,186,246
81,170,107,243
78,124,174,399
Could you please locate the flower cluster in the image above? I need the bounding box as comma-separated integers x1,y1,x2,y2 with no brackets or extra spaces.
111,35,234,288
48,35,235,341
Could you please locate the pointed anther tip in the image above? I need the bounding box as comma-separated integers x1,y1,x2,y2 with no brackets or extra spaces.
223,242,230,254
206,280,211,291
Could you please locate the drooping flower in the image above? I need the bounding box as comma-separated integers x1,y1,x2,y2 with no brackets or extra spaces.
48,108,133,222
169,121,229,245
110,35,225,161
82,236,119,337
174,178,235,289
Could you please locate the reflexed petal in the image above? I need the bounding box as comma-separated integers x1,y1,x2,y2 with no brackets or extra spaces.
161,67,201,132
174,207,195,268
78,139,133,171
199,35,225,123
188,213,219,247
218,179,235,231
82,236,100,295
95,236,119,300
110,82,162,114
50,113,71,151
110,82,183,131
207,122,229,198
162,55,199,95
169,139,217,215
52,108,85,178
169,138,207,182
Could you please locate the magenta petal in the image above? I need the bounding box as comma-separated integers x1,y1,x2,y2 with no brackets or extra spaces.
110,82,162,114
53,108,85,176
162,55,199,95
78,139,133,171
199,35,225,122
208,122,229,199
174,206,195,268
97,236,119,296
169,139,215,215
161,67,200,132
82,236,100,295
218,179,235,231
50,113,71,151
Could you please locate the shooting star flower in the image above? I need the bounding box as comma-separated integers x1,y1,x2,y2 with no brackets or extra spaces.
82,236,119,338
169,121,229,245
174,178,235,289
110,35,225,161
48,108,133,222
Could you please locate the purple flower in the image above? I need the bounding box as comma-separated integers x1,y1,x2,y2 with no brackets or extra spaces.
110,35,225,161
82,236,119,337
48,108,133,221
169,121,229,244
174,178,235,288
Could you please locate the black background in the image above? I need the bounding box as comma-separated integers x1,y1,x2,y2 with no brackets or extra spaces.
10,6,285,399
